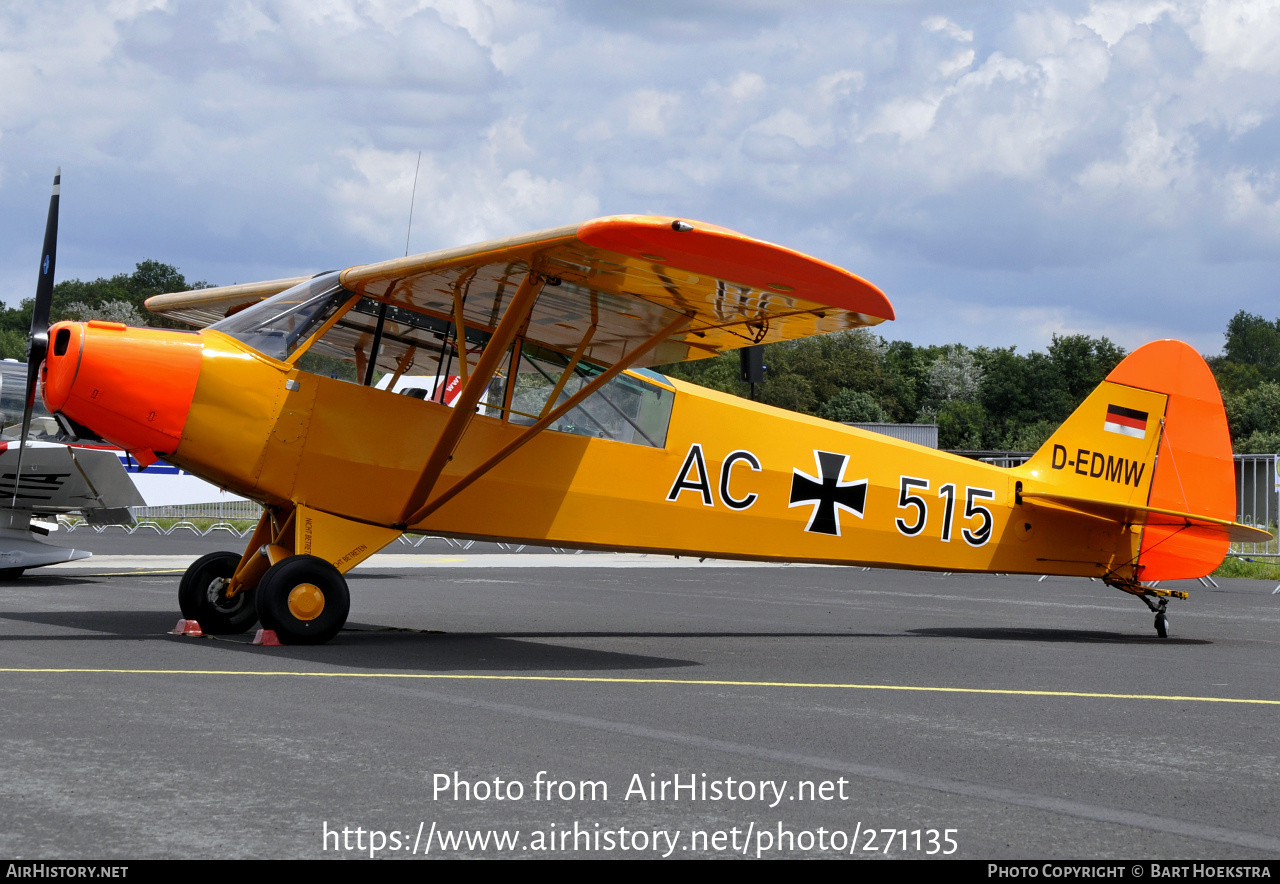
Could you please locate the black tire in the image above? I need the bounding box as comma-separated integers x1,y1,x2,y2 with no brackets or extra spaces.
1154,612,1169,639
178,551,257,635
255,555,349,645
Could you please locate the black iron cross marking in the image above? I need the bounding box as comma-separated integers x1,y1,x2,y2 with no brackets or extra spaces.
788,451,867,536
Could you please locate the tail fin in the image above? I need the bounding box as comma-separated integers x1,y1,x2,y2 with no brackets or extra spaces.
1018,340,1235,580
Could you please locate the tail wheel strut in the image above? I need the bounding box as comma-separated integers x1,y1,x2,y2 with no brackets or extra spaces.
1105,575,1184,639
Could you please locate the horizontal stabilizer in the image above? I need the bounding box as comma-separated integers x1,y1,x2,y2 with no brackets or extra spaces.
1021,491,1272,544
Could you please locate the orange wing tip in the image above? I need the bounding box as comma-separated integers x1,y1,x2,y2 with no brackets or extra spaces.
576,215,895,321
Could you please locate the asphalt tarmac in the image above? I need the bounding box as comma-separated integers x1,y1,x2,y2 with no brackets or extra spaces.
2,532,1279,860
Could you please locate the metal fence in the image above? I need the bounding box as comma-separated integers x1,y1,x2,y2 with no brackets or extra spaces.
55,515,581,552
1233,454,1279,557
127,500,265,521
974,452,1033,469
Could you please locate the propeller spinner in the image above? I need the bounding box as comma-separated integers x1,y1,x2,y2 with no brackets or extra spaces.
13,168,60,506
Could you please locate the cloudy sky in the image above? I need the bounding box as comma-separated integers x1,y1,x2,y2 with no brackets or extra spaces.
2,0,1279,355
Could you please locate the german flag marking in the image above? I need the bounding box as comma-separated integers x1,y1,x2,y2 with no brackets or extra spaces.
1104,404,1148,439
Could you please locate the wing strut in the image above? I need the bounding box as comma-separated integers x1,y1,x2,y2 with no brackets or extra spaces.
400,309,693,528
397,271,545,524
451,271,474,388
539,323,596,419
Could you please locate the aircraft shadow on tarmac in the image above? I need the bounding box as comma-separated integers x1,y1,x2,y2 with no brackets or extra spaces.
5,609,1211,669
0,609,169,637
910,626,1210,645
0,574,96,586
0,610,703,672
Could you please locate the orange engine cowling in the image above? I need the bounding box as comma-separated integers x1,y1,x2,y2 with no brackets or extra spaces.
41,320,204,465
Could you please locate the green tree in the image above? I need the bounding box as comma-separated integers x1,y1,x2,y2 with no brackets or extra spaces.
818,389,888,423
50,260,210,329
1001,419,1057,452
0,329,26,361
0,260,212,358
758,373,816,414
659,329,911,420
1223,311,1280,383
1048,334,1125,401
1236,430,1280,454
936,400,986,450
657,351,745,397
1209,357,1265,397
925,345,984,406
1224,381,1280,442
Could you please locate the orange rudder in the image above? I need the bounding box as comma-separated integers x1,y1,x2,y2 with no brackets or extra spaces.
1106,340,1234,580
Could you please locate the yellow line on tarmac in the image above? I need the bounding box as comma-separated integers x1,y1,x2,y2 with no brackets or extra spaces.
83,570,186,576
0,667,1277,705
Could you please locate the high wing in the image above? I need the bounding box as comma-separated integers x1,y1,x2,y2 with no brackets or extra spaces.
147,276,311,328
145,215,894,368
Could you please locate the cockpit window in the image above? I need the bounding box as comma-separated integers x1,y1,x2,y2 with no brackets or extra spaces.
508,344,675,447
209,272,351,361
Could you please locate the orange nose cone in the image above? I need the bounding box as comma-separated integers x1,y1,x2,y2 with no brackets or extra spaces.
42,320,204,456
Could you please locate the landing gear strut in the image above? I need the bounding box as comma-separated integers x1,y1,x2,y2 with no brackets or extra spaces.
1136,595,1170,638
175,504,373,645
1105,575,1184,638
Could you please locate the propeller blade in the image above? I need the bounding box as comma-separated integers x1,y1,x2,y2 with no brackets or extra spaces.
13,168,60,508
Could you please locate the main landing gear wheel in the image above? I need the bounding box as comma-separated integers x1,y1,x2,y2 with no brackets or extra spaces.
178,550,257,634
255,554,349,645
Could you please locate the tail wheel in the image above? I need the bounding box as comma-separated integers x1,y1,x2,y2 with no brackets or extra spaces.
255,554,349,645
178,550,257,634
1154,612,1169,639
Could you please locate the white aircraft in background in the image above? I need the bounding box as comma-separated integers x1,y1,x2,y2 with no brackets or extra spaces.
0,361,141,574
0,360,246,576
374,372,461,405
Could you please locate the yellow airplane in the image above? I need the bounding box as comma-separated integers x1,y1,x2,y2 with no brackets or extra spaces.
20,173,1270,643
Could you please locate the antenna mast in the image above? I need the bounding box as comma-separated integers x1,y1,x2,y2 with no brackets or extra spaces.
405,151,422,258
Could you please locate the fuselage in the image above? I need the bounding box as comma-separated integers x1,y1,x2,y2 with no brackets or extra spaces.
40,320,1139,578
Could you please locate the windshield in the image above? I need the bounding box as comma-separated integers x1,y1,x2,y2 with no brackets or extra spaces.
209,272,351,361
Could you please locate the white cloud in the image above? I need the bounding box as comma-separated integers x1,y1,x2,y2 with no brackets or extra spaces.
1079,0,1176,47
1076,108,1193,199
727,71,766,102
624,89,681,137
923,15,973,43
5,0,1280,354
1192,0,1280,75
939,49,976,79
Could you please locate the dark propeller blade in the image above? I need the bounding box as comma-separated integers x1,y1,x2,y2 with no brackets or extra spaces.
12,168,60,507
